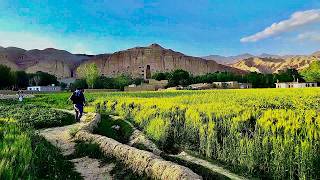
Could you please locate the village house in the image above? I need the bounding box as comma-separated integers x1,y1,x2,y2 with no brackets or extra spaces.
27,85,61,92
275,82,317,88
212,81,252,89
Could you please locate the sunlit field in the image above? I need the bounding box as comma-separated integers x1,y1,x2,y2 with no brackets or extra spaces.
2,88,320,179
90,88,320,179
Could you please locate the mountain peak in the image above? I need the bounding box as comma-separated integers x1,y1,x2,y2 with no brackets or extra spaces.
312,50,320,57
148,43,164,49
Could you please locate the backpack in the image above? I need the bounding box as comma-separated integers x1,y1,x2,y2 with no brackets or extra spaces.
70,92,83,104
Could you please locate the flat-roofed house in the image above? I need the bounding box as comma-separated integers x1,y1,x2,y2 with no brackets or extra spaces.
275,82,317,88
212,81,252,89
27,85,61,92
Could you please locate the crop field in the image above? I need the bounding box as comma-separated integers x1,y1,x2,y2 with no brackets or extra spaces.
0,100,81,179
1,88,320,179
92,88,320,179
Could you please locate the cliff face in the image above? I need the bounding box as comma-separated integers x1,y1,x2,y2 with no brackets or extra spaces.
230,56,319,74
85,44,244,78
0,47,91,78
0,44,244,79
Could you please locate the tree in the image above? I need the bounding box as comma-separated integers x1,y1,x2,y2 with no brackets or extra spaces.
168,69,191,87
113,75,133,90
0,65,15,89
300,61,320,82
152,72,170,81
94,76,115,89
15,71,29,88
70,79,88,91
28,71,58,86
77,63,99,89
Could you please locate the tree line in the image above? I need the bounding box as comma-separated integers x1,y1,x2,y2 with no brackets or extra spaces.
0,65,59,90
153,64,320,88
2,60,320,90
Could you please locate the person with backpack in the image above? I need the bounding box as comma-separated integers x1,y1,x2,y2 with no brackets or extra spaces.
69,88,86,122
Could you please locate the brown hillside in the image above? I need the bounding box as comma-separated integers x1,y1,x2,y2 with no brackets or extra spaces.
83,43,245,78
230,56,318,74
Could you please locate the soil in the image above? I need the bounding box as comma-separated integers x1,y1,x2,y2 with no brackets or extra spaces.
39,113,115,180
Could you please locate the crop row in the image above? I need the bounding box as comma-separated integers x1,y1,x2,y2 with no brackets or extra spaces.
94,88,320,179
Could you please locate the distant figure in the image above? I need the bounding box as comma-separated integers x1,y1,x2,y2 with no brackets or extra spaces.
69,88,86,122
18,90,23,102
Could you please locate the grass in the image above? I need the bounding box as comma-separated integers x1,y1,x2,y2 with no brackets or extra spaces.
93,113,134,143
92,88,320,179
0,118,81,179
162,154,230,180
72,140,150,180
0,118,32,180
0,100,75,129
29,135,81,179
0,100,81,179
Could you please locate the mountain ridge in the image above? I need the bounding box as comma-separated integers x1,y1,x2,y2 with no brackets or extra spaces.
0,44,245,79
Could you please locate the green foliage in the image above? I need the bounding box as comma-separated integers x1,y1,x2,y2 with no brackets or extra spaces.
93,114,133,143
0,100,75,129
168,69,191,87
95,88,320,179
15,71,29,88
0,65,16,89
29,71,59,86
113,74,134,90
70,78,88,91
276,68,303,82
0,119,32,180
152,72,170,81
77,63,99,88
30,135,81,179
301,61,320,82
94,76,115,89
0,119,80,179
0,64,60,89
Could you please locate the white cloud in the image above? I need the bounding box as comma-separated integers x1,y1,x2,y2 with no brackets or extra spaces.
241,9,320,42
0,31,58,49
297,32,320,42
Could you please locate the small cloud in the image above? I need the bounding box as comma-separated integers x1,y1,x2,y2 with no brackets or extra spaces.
297,32,320,42
241,9,320,42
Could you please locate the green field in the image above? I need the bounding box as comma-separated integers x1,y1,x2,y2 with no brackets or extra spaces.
1,88,320,179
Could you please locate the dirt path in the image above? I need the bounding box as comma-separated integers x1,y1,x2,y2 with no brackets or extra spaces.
39,114,115,180
170,152,247,180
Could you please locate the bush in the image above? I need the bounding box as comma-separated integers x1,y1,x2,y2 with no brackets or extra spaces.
152,72,170,81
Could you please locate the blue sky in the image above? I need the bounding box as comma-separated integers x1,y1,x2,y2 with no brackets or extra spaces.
0,0,320,56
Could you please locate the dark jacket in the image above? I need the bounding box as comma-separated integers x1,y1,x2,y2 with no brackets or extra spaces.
70,91,85,105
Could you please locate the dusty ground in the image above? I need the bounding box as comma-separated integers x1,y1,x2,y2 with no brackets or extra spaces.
39,114,115,180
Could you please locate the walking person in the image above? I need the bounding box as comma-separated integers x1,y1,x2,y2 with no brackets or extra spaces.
18,90,24,102
69,88,86,122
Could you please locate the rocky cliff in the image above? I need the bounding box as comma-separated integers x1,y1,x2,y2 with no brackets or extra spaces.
0,46,92,78
230,55,319,74
84,44,245,78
